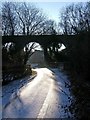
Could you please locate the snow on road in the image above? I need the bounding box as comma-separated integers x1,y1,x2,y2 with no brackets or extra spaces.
2,68,73,118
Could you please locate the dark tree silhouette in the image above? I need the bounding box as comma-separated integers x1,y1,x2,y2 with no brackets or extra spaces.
2,2,59,84
58,2,89,119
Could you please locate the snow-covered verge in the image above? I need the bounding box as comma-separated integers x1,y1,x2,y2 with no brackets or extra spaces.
48,68,74,118
2,74,36,110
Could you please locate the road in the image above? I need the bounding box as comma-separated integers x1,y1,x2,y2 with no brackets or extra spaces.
2,68,72,118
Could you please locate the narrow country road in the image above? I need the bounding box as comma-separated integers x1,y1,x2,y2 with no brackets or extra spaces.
2,68,72,118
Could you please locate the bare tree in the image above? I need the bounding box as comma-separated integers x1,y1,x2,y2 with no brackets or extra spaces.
13,2,46,35
84,2,90,31
58,2,90,35
0,12,1,35
2,2,58,65
2,2,17,35
2,2,57,35
42,19,57,35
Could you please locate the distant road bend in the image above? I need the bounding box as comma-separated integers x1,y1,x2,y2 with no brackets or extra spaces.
3,68,72,118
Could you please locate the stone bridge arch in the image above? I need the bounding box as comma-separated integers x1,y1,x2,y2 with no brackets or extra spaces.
2,35,78,62
2,35,77,48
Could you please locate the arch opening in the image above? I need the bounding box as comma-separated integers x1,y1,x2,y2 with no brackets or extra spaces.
46,42,66,62
24,42,45,68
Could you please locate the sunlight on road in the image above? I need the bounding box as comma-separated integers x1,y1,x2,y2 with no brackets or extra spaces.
20,68,54,98
37,71,54,118
20,69,43,97
3,68,72,118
